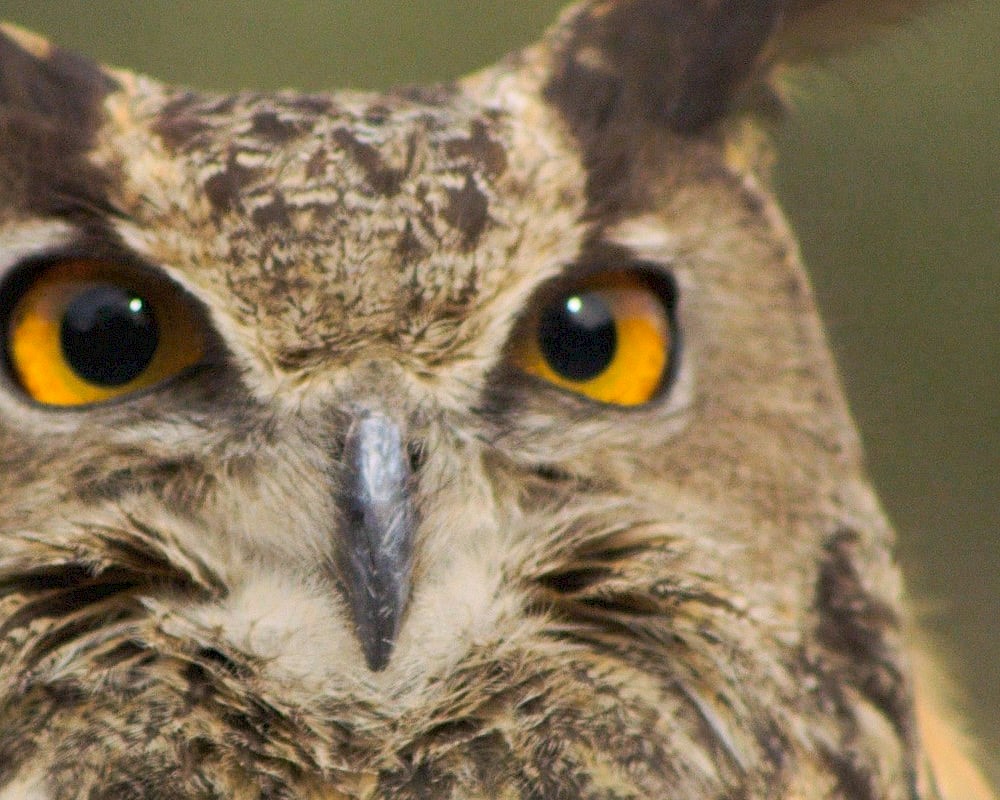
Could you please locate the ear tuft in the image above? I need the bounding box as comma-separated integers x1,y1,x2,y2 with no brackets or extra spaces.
0,23,120,219
0,25,117,216
0,23,117,130
544,0,783,137
541,0,942,142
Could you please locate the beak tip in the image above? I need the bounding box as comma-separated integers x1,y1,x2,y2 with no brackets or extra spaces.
362,635,394,672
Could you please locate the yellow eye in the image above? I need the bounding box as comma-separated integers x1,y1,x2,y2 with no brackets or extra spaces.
4,259,206,407
511,269,677,406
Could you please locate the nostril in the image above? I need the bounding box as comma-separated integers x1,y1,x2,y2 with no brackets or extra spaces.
407,440,426,473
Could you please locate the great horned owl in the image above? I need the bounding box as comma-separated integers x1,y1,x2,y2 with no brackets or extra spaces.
0,2,994,798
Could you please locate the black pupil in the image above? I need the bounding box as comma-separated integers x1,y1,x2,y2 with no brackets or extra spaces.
538,291,616,381
60,284,159,387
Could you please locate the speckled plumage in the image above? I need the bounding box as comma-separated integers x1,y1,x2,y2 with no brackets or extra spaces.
0,3,993,799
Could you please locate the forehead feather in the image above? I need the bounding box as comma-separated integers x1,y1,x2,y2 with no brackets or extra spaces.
98,74,590,363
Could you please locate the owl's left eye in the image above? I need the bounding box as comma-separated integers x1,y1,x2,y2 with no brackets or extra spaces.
2,258,206,407
511,268,678,406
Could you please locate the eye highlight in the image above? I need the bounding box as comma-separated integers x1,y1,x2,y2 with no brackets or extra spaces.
3,259,206,407
511,269,677,406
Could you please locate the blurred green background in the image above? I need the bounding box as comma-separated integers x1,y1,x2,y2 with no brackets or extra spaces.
5,0,997,784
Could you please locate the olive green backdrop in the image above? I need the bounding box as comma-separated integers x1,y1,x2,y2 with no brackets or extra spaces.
5,1,998,783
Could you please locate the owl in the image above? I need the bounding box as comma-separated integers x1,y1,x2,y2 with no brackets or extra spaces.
0,1,994,798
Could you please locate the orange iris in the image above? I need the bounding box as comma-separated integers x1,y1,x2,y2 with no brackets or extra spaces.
511,270,674,406
6,259,205,406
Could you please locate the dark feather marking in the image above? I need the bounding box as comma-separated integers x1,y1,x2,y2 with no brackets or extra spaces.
394,218,429,264
91,639,148,669
332,127,406,196
287,94,335,115
377,759,458,800
252,192,292,228
0,574,136,639
204,147,264,215
444,118,508,178
304,145,329,179
537,565,613,594
444,171,490,249
531,546,744,655
814,529,922,800
815,529,914,743
0,518,225,676
151,91,212,152
249,109,307,143
467,730,520,794
17,591,140,672
821,748,880,800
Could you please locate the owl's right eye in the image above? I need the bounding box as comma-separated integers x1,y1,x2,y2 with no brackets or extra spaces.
510,267,679,406
2,258,206,407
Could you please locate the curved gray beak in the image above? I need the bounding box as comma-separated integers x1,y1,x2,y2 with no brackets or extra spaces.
335,411,415,672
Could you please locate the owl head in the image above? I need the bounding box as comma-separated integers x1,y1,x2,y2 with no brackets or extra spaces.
0,3,972,799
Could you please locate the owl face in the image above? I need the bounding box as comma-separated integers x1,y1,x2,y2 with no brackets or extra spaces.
0,4,961,799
